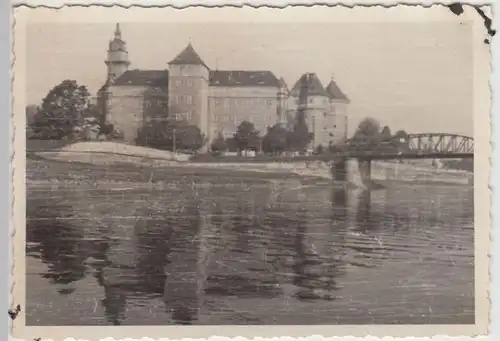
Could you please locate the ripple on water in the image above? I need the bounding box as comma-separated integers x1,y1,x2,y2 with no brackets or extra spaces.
25,173,474,325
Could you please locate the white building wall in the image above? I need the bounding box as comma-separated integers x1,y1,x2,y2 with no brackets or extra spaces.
208,86,280,138
107,85,148,143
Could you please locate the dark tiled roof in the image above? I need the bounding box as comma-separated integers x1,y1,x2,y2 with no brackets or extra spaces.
168,43,208,69
113,70,169,87
278,77,288,89
209,70,280,87
326,79,349,102
289,73,330,97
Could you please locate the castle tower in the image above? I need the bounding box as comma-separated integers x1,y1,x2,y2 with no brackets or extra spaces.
326,76,350,143
277,77,288,127
293,73,330,149
168,43,210,149
105,23,130,81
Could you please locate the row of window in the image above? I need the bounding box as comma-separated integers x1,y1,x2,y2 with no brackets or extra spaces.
291,98,338,106
172,78,196,87
213,114,275,123
174,112,193,121
144,99,167,108
211,98,275,109
170,95,194,105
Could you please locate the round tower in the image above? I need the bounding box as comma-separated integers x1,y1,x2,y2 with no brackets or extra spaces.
105,23,130,81
277,77,288,127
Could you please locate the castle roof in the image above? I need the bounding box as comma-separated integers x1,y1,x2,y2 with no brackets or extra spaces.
113,69,169,86
326,79,349,102
168,43,208,69
289,73,330,97
209,70,280,87
278,77,288,89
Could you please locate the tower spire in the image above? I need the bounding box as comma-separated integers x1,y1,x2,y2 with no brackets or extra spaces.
105,23,130,81
115,23,121,39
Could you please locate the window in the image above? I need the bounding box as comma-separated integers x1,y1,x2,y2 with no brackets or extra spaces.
308,98,313,103
266,99,273,107
186,96,193,105
175,79,182,86
187,79,194,86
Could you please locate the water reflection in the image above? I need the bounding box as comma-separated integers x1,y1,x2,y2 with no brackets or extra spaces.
26,180,474,325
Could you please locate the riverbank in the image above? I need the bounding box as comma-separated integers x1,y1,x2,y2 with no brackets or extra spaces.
32,141,473,186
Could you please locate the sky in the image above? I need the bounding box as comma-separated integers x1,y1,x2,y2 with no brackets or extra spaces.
26,21,474,136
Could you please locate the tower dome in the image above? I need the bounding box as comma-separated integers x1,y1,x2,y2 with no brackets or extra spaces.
105,23,130,81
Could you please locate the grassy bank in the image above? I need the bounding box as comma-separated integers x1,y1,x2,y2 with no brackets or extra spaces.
27,155,324,185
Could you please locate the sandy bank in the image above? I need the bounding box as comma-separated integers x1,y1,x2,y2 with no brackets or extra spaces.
37,141,191,165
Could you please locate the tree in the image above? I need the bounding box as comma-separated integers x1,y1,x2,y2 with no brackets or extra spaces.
31,80,91,140
314,144,324,155
136,119,205,152
26,105,39,127
233,121,261,154
351,117,381,147
393,129,409,141
287,111,314,152
211,132,228,154
262,124,289,155
380,125,392,142
225,137,238,153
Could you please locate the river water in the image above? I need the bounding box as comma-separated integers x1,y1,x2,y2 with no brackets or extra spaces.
26,163,474,326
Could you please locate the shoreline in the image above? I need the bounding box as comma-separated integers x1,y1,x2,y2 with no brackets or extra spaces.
28,153,472,190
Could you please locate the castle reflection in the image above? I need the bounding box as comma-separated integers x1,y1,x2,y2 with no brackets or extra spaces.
28,180,467,325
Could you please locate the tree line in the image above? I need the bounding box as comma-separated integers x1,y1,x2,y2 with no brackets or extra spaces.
28,79,409,155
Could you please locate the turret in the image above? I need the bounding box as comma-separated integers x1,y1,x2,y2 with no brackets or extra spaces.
277,77,288,126
105,23,130,81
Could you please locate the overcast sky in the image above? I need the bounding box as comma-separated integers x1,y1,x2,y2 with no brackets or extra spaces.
27,21,473,136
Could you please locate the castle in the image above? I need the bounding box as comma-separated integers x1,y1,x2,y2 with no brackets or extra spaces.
97,24,350,150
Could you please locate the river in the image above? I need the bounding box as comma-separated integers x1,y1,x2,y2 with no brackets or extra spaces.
25,161,474,326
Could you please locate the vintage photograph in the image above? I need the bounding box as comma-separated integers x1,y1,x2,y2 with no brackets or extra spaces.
12,4,491,340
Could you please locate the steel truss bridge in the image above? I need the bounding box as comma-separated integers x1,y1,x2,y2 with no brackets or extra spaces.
405,133,473,157
301,133,474,161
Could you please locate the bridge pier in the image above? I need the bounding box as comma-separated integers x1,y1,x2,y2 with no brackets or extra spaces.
358,158,372,186
331,157,347,181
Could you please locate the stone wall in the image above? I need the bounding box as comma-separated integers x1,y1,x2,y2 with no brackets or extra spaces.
371,161,473,185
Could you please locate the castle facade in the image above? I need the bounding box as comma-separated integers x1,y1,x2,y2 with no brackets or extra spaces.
97,24,350,150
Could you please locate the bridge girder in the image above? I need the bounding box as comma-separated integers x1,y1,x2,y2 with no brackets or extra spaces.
406,133,474,155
